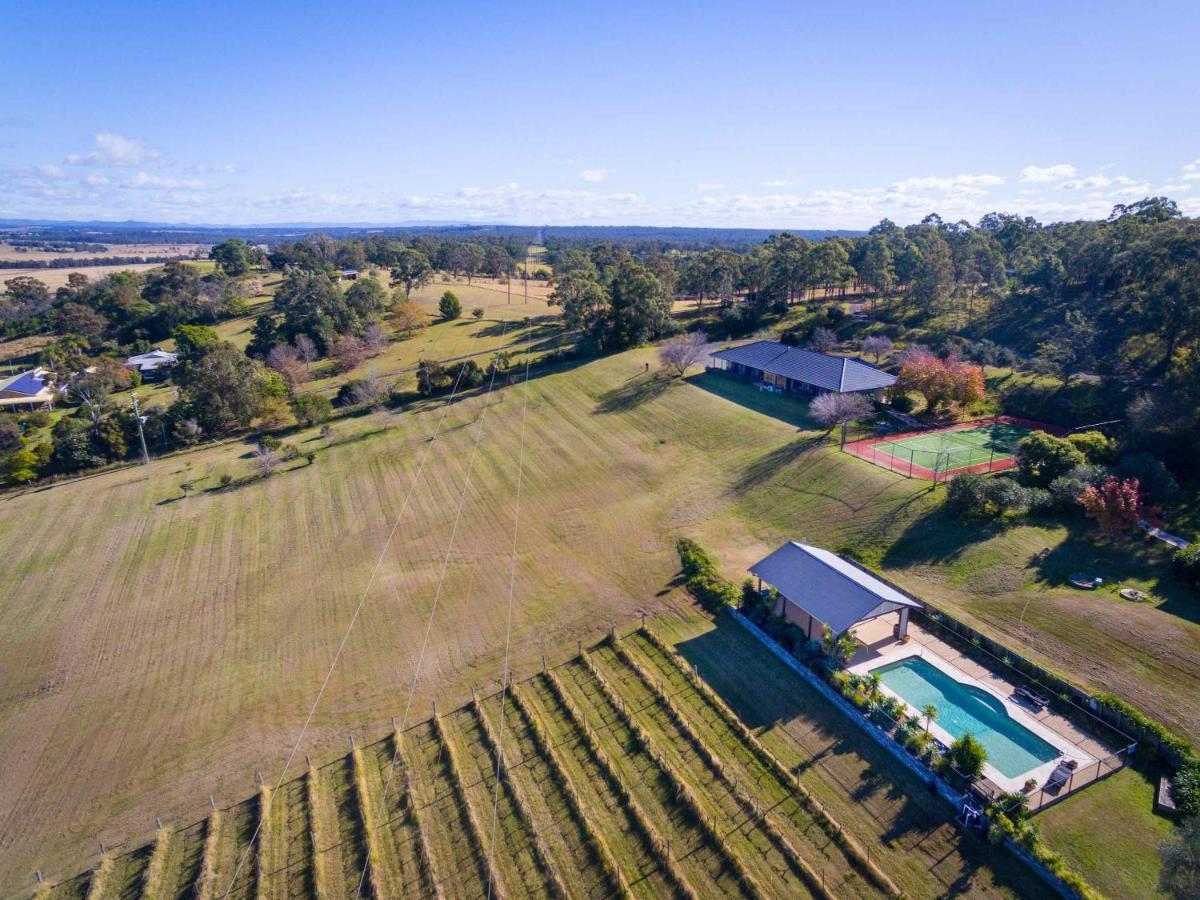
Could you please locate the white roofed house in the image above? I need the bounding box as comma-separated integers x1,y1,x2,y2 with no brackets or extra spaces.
750,542,923,646
709,340,895,397
0,367,57,410
124,348,179,381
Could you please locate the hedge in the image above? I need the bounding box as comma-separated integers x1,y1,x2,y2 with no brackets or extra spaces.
676,538,739,609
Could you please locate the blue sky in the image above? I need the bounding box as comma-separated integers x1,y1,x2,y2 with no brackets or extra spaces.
2,0,1198,227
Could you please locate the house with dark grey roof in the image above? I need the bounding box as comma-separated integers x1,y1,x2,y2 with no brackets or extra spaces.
751,541,923,641
709,340,895,396
0,367,56,410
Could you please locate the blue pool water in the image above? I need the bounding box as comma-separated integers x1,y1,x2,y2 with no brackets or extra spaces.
875,656,1060,778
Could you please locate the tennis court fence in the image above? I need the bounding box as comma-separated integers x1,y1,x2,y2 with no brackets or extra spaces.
843,415,1067,481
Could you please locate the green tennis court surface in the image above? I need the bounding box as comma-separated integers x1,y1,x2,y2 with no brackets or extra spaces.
873,422,1032,470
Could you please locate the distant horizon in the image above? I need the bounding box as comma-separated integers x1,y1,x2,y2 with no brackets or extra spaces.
3,1,1197,228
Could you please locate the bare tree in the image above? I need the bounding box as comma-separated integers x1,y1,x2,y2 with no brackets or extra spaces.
266,344,309,391
330,335,368,373
253,446,281,476
658,331,709,377
294,334,318,364
809,327,838,354
862,335,894,363
362,321,388,355
811,391,874,445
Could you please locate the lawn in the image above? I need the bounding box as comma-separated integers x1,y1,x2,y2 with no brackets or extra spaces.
1038,765,1175,898
2,340,1196,892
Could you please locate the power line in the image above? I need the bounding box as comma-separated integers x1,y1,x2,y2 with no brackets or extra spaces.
485,342,534,899
219,360,472,900
354,320,514,898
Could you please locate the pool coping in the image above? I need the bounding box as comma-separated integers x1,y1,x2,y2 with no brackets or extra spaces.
849,644,1095,793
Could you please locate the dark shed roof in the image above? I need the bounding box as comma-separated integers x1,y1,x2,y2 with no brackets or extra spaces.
750,542,922,635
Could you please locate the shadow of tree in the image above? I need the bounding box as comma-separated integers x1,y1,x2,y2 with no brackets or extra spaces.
594,371,676,414
729,435,826,494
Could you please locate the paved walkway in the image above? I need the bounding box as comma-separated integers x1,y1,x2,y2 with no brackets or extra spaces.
1139,519,1190,549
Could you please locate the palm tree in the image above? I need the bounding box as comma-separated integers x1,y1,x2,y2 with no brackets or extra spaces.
922,703,939,735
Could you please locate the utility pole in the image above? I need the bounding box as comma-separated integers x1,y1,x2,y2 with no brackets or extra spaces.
131,394,150,465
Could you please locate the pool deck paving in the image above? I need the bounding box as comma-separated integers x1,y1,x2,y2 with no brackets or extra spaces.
848,618,1121,809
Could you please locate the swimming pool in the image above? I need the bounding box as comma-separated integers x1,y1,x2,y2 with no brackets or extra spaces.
875,656,1060,778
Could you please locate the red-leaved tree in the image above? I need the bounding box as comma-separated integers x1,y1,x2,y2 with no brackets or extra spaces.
1079,476,1145,533
896,350,984,412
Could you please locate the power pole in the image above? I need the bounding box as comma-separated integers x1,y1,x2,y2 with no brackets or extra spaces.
524,245,530,303
131,394,150,465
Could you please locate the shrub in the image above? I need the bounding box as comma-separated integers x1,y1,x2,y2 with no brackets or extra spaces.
675,538,738,610
290,393,333,427
1172,764,1200,818
336,378,380,407
1067,430,1114,463
948,733,987,777
888,392,916,414
1173,544,1200,590
438,290,462,320
1048,463,1108,510
946,473,1036,520
1016,432,1086,486
1115,451,1180,504
258,434,283,451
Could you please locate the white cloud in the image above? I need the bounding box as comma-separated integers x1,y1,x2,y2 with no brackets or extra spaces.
760,178,800,187
123,172,203,190
1020,163,1077,183
36,163,64,178
578,168,608,183
1158,182,1192,193
194,162,236,174
696,182,725,192
83,173,109,186
889,173,1004,196
66,132,160,167
1058,174,1140,191
1182,158,1200,181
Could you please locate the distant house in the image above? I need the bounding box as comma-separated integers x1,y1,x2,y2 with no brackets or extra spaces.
124,349,179,380
0,367,57,410
336,269,359,281
709,340,895,396
751,541,923,641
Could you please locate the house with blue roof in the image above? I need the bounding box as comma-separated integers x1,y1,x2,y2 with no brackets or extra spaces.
709,339,895,397
0,367,57,410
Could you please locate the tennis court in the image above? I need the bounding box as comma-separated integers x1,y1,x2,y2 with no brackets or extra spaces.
844,416,1064,480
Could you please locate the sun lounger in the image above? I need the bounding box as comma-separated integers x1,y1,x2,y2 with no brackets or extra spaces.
1015,685,1049,709
1044,760,1075,791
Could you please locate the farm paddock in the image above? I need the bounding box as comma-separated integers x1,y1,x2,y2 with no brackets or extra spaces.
36,622,1041,900
843,416,1067,480
0,347,1193,894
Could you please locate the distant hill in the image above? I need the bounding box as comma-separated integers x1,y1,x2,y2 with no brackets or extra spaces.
0,219,860,248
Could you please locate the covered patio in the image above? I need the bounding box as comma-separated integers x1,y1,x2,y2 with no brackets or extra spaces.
750,541,924,643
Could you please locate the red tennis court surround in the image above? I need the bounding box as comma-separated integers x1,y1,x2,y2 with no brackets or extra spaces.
843,415,1068,481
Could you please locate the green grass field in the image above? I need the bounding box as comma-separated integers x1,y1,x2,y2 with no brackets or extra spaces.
0,343,1193,894
872,422,1033,471
39,623,1039,899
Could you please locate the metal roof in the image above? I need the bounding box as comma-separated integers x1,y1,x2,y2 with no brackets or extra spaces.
0,370,48,396
750,542,922,635
711,340,896,393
